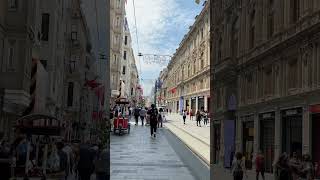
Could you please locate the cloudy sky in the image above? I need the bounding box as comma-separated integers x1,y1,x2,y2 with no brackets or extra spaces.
125,0,204,96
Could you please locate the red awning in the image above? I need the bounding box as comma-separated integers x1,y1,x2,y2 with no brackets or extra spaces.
310,105,320,113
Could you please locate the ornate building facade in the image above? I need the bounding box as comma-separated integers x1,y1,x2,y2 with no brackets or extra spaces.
163,1,210,115
211,0,320,178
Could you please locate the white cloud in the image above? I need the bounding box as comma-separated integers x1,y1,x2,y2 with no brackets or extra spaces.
125,0,201,96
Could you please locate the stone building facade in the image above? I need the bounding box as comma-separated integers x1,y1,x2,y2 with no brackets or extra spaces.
0,0,102,142
163,1,210,115
211,0,320,178
110,0,126,102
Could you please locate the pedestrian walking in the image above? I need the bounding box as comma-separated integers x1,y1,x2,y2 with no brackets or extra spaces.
190,109,194,121
134,107,140,125
275,153,290,180
94,144,110,180
196,110,202,127
231,152,247,180
139,107,147,126
77,143,96,180
182,110,187,124
148,104,158,138
157,113,163,128
255,150,265,180
203,110,208,126
289,152,303,180
300,154,315,180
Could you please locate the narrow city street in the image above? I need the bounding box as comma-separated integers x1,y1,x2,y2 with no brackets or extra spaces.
110,115,210,180
110,120,196,180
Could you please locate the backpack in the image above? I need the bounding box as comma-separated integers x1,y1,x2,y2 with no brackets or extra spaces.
149,109,157,122
233,160,243,177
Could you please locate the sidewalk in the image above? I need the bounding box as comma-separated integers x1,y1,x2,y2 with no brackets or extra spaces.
110,120,196,180
164,113,210,166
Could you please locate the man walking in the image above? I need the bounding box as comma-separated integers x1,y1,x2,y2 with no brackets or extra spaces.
182,110,187,124
134,107,140,125
148,104,158,138
139,107,147,126
196,110,202,127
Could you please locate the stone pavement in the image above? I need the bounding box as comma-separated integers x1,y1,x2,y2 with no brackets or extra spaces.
110,120,196,180
164,113,210,165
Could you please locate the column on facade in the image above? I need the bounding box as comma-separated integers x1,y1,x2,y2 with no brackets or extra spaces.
274,108,281,166
253,112,259,169
204,95,208,111
196,96,199,112
302,105,311,154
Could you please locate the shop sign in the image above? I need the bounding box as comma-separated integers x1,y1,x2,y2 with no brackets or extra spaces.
198,96,204,99
310,105,320,113
286,109,297,116
262,113,273,119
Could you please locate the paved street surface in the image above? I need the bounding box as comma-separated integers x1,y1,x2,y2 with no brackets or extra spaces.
164,113,210,165
110,119,196,180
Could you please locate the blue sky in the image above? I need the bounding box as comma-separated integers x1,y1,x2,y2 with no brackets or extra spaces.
125,0,204,96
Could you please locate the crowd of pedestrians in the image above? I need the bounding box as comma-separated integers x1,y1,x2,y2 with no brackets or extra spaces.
228,150,319,180
180,106,209,127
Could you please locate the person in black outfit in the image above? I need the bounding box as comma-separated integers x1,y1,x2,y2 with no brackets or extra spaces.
148,104,158,138
77,143,96,180
134,107,140,125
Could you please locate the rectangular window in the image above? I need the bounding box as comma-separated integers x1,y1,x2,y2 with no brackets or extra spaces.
123,51,127,60
264,67,273,95
8,47,14,69
291,0,299,23
41,13,50,41
267,14,274,38
288,59,298,89
249,26,255,49
67,82,74,106
8,0,17,10
124,36,128,45
122,66,126,74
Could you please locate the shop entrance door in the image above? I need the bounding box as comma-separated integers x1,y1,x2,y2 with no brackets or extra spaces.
260,118,275,173
282,109,302,156
242,121,254,169
198,97,204,110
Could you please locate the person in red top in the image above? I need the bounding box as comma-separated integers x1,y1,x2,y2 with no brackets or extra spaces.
255,150,265,180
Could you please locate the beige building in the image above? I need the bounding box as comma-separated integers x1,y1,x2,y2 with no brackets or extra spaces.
163,1,210,115
121,17,139,105
110,0,126,102
211,0,320,179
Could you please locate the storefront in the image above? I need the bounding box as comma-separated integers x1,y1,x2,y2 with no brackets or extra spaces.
259,112,275,173
207,97,211,112
310,104,320,177
185,99,190,113
281,107,303,156
241,115,254,169
198,96,204,110
224,119,235,168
